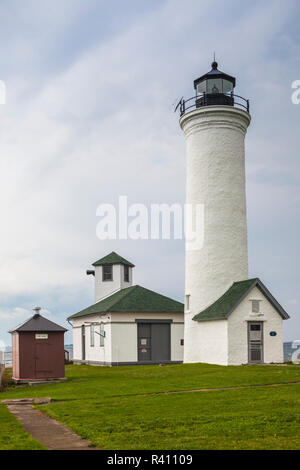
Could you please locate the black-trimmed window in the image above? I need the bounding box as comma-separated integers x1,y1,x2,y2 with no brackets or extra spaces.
124,265,129,282
102,265,113,281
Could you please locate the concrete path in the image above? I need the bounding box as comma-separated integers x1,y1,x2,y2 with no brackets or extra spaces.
4,400,96,450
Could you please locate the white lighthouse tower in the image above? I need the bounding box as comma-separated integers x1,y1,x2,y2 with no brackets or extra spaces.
180,61,252,364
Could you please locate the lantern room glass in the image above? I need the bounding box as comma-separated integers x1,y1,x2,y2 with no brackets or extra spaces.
197,78,234,95
206,78,222,94
222,79,233,94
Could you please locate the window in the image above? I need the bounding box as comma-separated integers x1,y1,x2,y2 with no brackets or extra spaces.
251,300,260,313
90,324,94,347
197,81,206,95
100,323,105,347
124,265,129,282
206,78,222,94
185,294,190,311
197,78,233,95
222,79,233,94
102,265,113,281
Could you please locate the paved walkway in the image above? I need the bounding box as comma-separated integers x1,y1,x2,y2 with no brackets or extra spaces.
3,399,96,450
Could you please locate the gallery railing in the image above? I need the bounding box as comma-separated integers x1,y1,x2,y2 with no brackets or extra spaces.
175,92,250,116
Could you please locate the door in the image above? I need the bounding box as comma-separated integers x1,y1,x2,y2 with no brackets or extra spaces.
248,322,263,363
138,323,151,361
137,323,171,363
151,323,170,362
81,325,86,361
35,342,52,378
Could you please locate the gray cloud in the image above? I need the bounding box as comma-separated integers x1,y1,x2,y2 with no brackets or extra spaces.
0,0,299,344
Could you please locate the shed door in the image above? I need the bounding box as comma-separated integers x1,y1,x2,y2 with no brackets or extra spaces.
137,323,170,363
35,343,52,378
248,322,263,363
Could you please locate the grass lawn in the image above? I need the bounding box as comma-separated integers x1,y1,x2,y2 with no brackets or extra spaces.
0,404,45,450
1,363,300,449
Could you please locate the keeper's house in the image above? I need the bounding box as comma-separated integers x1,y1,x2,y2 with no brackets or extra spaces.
68,252,184,366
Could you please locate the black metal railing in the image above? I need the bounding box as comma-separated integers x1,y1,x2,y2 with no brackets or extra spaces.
175,92,249,116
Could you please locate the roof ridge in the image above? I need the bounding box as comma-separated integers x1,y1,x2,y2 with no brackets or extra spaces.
193,278,256,322
9,312,67,333
224,279,259,318
108,285,138,310
233,277,258,285
193,277,289,322
68,284,184,320
92,251,135,267
133,284,183,304
9,313,36,333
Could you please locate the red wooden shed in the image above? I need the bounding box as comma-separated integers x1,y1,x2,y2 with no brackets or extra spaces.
9,307,67,383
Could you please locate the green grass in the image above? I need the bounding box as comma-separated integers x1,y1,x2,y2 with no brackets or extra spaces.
0,404,45,450
38,385,300,450
1,364,300,449
1,363,300,400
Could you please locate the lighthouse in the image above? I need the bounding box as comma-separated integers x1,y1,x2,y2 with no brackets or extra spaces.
179,62,289,365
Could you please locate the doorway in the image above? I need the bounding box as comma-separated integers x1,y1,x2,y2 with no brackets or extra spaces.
248,322,263,363
137,322,170,363
35,342,51,378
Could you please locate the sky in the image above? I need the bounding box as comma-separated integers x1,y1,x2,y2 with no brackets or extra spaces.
0,0,299,346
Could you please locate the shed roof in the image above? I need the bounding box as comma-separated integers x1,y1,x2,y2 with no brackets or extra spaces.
9,313,67,333
193,278,290,322
92,251,135,267
68,285,184,320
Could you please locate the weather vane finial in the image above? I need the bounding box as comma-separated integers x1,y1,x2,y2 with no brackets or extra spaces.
212,52,218,69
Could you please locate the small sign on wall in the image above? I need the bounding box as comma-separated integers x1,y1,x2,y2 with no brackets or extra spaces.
270,331,277,337
35,333,48,339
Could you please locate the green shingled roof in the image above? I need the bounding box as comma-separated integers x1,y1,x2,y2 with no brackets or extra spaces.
68,285,184,320
92,251,134,267
193,278,289,322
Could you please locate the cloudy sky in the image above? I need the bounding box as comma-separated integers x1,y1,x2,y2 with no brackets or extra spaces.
0,0,299,346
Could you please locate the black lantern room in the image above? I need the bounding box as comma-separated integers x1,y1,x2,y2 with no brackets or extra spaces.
194,61,236,108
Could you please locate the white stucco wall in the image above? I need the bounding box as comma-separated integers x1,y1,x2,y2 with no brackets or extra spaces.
94,264,132,302
72,322,82,361
72,315,112,364
110,312,184,363
171,323,184,361
183,318,228,365
111,323,138,363
180,106,251,364
72,312,184,365
228,286,284,365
